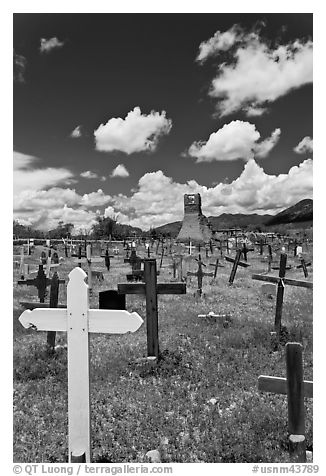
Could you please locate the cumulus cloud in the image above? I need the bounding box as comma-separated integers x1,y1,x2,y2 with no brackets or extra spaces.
110,164,130,178
196,25,313,117
40,37,65,54
104,159,312,230
14,151,74,195
80,170,98,179
70,125,82,138
13,151,112,232
94,107,172,154
294,136,313,154
188,121,280,162
14,50,27,83
80,189,111,207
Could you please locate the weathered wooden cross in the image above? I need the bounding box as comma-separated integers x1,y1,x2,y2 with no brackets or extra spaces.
209,257,225,279
118,259,186,359
18,265,52,303
74,245,103,293
258,342,313,462
101,249,114,271
18,267,143,463
252,253,313,337
187,254,213,296
296,258,312,278
240,242,254,262
20,271,66,351
225,249,250,285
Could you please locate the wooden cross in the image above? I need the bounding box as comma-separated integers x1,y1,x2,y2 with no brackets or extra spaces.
187,254,213,296
18,265,52,303
252,253,313,337
20,271,65,351
18,267,143,463
240,242,254,262
74,245,102,292
225,249,250,285
101,249,114,271
118,259,186,359
258,342,313,462
296,258,312,278
209,257,225,279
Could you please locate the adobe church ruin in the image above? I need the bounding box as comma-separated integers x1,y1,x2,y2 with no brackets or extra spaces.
177,193,212,243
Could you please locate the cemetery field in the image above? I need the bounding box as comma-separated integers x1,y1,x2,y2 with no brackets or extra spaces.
13,243,313,463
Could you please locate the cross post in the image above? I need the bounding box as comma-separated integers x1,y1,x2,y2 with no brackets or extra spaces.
258,342,313,462
225,249,250,284
18,267,143,463
118,259,186,359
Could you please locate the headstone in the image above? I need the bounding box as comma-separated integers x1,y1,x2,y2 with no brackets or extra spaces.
52,252,59,264
99,290,126,310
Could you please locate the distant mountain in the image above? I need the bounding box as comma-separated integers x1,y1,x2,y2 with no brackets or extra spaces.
265,199,313,226
153,221,182,237
207,213,272,231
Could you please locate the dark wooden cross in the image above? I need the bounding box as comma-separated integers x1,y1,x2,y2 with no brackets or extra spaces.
240,242,254,262
256,238,268,255
209,257,225,279
18,265,52,303
252,253,313,337
258,342,313,462
209,239,213,254
101,249,114,271
296,258,312,278
118,259,186,359
187,254,213,296
20,272,66,351
225,249,250,285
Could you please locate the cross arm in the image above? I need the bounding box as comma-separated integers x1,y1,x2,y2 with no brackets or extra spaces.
225,256,250,267
117,282,186,295
252,274,313,289
258,375,313,398
19,308,67,332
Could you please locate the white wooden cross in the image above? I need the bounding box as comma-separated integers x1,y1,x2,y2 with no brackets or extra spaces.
18,267,143,463
74,244,103,292
185,241,195,255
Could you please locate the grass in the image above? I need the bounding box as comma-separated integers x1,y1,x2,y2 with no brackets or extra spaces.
13,242,313,463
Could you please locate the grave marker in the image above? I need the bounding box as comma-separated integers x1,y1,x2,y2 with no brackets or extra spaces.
118,259,186,359
252,253,313,338
74,245,103,293
296,259,312,278
258,343,313,462
225,250,250,285
209,258,224,279
187,254,213,296
18,267,143,463
18,265,52,303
